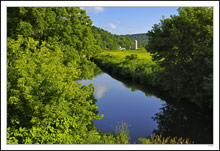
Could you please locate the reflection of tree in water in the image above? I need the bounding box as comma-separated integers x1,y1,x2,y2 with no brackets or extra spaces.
152,103,213,144
99,65,165,99
96,65,213,144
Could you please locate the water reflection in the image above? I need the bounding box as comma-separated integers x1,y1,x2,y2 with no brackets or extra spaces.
94,84,108,99
152,103,213,144
79,66,213,144
107,71,213,144
79,72,165,143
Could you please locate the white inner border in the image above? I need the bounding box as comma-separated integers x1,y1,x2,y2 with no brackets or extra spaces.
1,1,219,150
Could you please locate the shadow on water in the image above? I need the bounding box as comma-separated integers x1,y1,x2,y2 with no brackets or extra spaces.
152,103,213,144
96,65,213,144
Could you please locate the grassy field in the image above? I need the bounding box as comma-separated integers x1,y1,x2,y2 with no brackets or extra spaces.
98,49,153,63
93,49,162,88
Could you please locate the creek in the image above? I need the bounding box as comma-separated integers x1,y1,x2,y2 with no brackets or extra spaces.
78,67,213,144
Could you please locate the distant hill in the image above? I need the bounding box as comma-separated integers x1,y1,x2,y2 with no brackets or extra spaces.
91,26,133,50
91,26,148,50
122,33,148,48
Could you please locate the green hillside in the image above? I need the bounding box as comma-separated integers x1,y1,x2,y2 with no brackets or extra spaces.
91,26,133,50
91,26,148,50
122,33,148,48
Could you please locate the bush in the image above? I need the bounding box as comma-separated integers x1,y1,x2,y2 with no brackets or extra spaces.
125,54,138,60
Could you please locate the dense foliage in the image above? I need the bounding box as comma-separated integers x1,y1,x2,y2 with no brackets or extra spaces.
123,33,148,48
7,37,101,143
7,7,130,144
92,26,133,50
146,7,213,109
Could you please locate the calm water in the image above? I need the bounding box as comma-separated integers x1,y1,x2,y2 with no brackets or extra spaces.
79,72,165,143
78,71,213,144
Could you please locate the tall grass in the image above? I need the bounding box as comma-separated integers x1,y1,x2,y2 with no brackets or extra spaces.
114,121,130,144
139,135,194,144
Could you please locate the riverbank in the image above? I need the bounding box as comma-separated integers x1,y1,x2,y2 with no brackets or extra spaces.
91,51,213,143
92,50,213,111
92,50,163,89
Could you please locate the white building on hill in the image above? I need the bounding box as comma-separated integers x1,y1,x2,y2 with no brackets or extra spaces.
130,40,138,50
117,46,126,50
134,40,138,50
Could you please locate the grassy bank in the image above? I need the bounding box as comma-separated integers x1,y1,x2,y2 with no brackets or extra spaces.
93,49,163,89
98,49,153,61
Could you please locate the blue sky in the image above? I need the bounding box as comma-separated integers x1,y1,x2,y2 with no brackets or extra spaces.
82,7,179,35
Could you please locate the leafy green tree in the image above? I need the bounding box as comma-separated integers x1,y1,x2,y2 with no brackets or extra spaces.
146,7,213,109
7,7,101,59
7,37,102,144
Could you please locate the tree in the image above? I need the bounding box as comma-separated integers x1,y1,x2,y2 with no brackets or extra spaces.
146,7,213,109
7,37,102,144
7,7,103,144
7,7,101,59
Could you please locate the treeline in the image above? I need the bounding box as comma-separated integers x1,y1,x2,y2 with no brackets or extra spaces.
7,7,129,144
92,26,149,50
122,33,148,48
92,26,133,50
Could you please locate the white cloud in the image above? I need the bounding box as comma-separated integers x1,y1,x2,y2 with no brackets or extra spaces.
82,7,104,14
94,85,108,99
109,23,117,29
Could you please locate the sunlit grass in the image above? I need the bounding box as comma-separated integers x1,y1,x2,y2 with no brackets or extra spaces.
99,50,153,63
139,135,194,144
